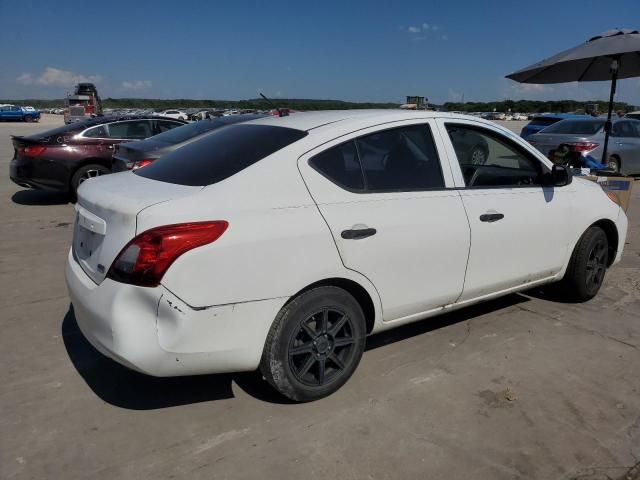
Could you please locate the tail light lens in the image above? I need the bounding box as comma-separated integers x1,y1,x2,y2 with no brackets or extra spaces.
125,159,154,170
107,221,228,287
567,142,599,153
20,145,47,156
131,159,154,170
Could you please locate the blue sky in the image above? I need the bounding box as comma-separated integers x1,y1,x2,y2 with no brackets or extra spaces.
1,0,639,104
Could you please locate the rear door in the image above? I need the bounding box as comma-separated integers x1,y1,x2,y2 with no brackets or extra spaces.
611,121,640,174
298,120,471,322
436,119,575,301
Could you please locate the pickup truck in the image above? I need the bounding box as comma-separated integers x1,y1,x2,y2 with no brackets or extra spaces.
0,105,41,122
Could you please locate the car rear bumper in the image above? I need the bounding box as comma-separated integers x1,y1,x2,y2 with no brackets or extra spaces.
65,249,286,377
10,156,68,191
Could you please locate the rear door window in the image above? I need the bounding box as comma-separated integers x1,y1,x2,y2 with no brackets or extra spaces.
155,120,184,133
310,124,444,192
136,124,308,186
356,125,444,191
108,120,153,139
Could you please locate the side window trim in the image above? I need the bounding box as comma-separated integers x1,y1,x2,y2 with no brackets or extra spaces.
436,119,551,190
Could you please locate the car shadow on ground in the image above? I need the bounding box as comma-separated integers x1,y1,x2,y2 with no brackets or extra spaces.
62,294,531,409
11,189,69,206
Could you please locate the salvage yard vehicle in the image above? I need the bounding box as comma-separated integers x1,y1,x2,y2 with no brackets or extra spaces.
0,104,41,122
112,113,266,171
527,117,640,174
64,83,102,124
520,113,586,140
10,115,186,196
65,110,628,402
157,109,189,121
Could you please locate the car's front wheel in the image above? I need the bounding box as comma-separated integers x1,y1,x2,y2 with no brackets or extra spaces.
556,226,609,302
260,286,366,402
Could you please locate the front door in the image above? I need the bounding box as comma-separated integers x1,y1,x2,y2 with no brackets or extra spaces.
436,119,575,301
298,121,471,321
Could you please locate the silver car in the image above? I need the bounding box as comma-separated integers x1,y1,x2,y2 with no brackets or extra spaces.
527,117,640,174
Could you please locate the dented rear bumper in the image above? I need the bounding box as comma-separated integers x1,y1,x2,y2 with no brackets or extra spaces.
65,248,286,376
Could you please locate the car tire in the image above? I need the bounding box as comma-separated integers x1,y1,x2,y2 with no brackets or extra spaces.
606,155,620,173
555,226,609,302
260,286,366,402
24,116,33,123
470,145,488,165
71,164,110,197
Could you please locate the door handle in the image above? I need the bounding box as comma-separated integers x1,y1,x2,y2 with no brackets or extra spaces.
341,227,377,240
479,213,504,222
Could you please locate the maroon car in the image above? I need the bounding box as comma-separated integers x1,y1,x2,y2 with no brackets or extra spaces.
10,115,186,196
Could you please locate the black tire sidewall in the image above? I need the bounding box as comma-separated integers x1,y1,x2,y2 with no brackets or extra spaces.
71,164,110,194
567,227,609,300
263,287,366,402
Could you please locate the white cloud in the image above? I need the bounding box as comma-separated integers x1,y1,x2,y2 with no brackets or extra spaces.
412,36,427,42
441,35,448,40
16,73,34,85
121,80,152,91
422,23,430,30
512,83,553,94
432,25,440,31
408,26,421,33
16,67,101,87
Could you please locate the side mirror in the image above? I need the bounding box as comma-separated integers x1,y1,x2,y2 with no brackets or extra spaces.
551,164,572,186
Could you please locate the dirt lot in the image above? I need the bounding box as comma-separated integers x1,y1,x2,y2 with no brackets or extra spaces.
1,115,639,480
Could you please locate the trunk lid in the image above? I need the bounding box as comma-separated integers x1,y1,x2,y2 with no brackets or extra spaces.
72,172,202,284
527,134,596,156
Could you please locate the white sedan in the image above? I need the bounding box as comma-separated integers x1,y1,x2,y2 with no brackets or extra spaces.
66,110,628,401
157,109,188,121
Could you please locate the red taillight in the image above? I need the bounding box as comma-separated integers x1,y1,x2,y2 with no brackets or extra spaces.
130,159,154,170
20,145,46,156
567,142,599,153
107,221,228,287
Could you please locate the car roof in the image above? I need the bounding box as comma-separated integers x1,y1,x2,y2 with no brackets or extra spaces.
246,109,494,132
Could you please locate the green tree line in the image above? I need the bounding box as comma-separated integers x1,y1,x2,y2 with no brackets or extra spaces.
442,99,634,114
2,97,635,113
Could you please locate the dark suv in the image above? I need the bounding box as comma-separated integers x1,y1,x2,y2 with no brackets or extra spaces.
10,115,186,196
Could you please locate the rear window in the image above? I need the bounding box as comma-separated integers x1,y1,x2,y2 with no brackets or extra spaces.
135,124,307,186
541,120,604,135
528,117,561,127
150,115,262,145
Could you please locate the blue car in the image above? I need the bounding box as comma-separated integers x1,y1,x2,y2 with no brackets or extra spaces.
0,105,41,122
520,113,586,139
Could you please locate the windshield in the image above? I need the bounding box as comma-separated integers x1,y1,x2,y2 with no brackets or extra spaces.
150,114,263,145
136,124,307,186
541,120,604,135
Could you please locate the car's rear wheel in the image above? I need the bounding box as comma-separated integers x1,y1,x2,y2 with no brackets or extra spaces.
556,226,609,302
24,116,33,123
71,164,110,196
260,286,366,402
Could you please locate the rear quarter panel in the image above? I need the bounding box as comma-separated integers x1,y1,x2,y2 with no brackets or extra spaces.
138,150,382,312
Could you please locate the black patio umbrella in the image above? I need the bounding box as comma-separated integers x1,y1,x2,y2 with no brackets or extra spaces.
506,29,640,166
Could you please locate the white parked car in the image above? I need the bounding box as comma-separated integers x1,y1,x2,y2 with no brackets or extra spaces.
66,110,628,401
512,113,528,121
158,109,188,121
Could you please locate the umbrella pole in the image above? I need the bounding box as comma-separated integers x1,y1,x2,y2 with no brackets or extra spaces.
601,66,618,165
